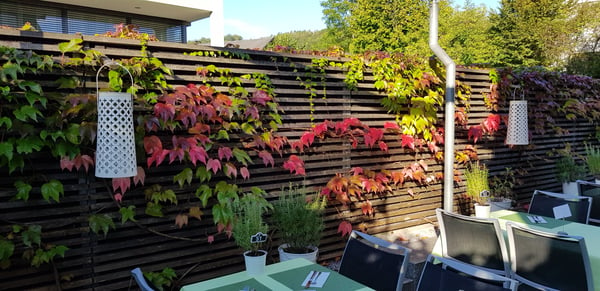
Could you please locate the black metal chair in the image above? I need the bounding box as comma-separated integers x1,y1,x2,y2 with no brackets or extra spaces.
416,254,518,291
338,230,411,291
528,190,592,224
435,208,510,276
506,222,594,291
577,180,600,224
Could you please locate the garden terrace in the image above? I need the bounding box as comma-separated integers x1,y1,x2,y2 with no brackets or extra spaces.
0,28,598,290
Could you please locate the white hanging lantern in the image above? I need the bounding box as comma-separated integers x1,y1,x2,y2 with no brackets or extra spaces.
95,62,137,178
506,100,529,145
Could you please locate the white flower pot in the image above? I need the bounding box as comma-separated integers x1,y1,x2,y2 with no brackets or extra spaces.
278,243,318,263
562,182,579,195
243,250,267,276
474,203,491,218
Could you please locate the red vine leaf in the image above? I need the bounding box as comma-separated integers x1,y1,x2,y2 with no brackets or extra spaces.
251,89,271,105
240,167,250,180
188,145,208,166
482,114,500,133
283,155,305,175
224,162,237,178
60,157,75,171
383,121,400,130
114,193,123,202
337,221,353,237
218,147,233,161
313,122,329,137
468,125,483,143
258,150,274,167
133,167,145,186
207,235,215,243
154,103,176,121
378,141,388,152
401,134,415,150
112,177,131,195
144,136,163,154
207,159,222,174
300,132,315,147
361,201,374,216
175,214,188,229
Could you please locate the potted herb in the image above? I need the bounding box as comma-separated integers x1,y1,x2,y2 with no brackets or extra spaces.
232,187,272,276
271,184,325,263
464,161,491,217
555,155,586,195
489,167,518,211
585,143,600,183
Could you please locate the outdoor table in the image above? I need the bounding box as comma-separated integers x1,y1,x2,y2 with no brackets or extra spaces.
432,209,600,291
180,258,374,291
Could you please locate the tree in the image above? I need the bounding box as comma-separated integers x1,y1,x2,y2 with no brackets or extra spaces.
348,0,431,55
489,0,581,67
321,0,354,52
224,34,243,41
440,2,496,66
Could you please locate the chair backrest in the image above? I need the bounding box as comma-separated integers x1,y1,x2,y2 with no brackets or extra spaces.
416,254,518,291
506,222,594,291
338,230,411,291
435,208,510,276
130,267,155,291
528,190,592,224
576,180,600,224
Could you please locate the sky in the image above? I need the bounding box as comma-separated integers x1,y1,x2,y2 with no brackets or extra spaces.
187,0,501,41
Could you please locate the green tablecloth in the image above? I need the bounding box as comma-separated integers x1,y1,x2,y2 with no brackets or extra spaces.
181,258,374,291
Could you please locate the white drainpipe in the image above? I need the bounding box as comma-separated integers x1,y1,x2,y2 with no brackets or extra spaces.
429,0,456,212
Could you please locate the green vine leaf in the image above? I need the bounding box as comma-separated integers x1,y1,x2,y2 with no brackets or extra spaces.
1,62,20,82
30,245,69,268
88,214,115,237
195,166,212,183
145,202,164,217
0,117,12,129
16,136,43,154
0,238,14,269
14,180,32,201
13,105,42,122
22,225,42,248
40,180,64,203
195,185,212,207
232,148,252,166
174,168,193,188
119,206,137,224
18,81,42,95
0,141,14,161
58,38,83,53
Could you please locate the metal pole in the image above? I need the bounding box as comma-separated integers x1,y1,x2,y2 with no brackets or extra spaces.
429,0,456,212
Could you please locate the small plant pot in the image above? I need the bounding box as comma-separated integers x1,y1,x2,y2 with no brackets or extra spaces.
562,182,579,195
243,250,267,276
278,244,318,263
474,203,491,218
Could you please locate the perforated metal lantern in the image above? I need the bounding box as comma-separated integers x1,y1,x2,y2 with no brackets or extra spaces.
95,63,137,178
506,100,529,145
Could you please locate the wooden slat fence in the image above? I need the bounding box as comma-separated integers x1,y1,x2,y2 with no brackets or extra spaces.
0,29,597,290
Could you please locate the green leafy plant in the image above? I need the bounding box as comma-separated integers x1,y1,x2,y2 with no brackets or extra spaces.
271,184,326,254
489,167,519,202
232,188,272,254
585,143,600,179
143,267,177,291
464,162,490,205
555,155,586,183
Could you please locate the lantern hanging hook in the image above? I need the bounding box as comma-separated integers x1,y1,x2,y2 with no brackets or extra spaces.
95,59,134,100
